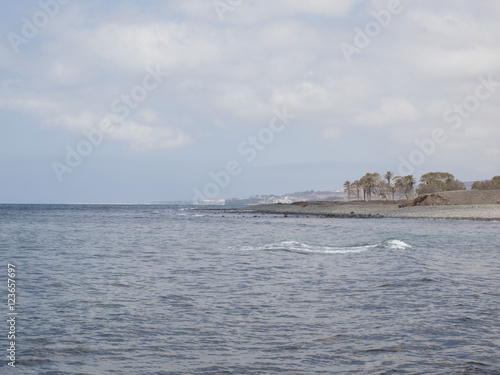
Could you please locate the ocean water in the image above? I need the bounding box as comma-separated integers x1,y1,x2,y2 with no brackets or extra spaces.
1,204,499,374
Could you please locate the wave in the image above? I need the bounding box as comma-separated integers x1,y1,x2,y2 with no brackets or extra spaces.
385,239,412,250
241,239,411,255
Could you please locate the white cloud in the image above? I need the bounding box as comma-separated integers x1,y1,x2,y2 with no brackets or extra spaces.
1,0,500,173
485,148,500,156
410,47,500,78
354,97,421,127
178,80,204,90
140,109,159,123
0,94,57,116
321,127,344,140
204,0,360,23
46,112,97,131
282,0,359,16
272,82,342,118
110,122,192,151
48,62,87,87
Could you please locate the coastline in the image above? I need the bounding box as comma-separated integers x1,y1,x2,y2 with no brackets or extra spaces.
245,201,500,221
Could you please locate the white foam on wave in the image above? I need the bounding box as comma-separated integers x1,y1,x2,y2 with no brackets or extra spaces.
242,241,377,254
385,239,412,250
177,212,206,217
241,239,411,254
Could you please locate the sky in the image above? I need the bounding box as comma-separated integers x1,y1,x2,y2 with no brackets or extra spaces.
1,0,499,203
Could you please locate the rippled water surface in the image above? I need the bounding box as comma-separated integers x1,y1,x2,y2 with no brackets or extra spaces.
1,204,499,374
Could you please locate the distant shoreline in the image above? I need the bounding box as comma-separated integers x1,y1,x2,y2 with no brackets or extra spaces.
245,201,500,221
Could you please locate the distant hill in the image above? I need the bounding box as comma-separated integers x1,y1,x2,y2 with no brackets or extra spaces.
224,190,347,206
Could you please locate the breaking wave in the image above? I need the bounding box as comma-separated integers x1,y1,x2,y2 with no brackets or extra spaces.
385,239,412,250
241,239,411,254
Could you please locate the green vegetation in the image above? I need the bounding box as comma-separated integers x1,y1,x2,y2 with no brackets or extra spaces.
344,173,415,201
472,176,500,190
343,181,353,201
416,172,465,195
394,175,416,199
344,171,499,201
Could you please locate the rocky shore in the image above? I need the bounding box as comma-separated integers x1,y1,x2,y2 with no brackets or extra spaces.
248,200,500,221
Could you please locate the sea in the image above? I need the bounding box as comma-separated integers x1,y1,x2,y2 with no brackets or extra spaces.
1,204,499,374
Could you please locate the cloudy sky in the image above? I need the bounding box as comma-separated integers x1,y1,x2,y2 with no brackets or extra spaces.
1,0,499,203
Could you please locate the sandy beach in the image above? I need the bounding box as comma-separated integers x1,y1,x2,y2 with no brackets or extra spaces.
248,201,500,221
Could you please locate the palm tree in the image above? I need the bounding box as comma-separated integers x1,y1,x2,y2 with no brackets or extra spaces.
405,175,416,199
359,173,381,201
352,180,361,200
343,181,352,201
385,171,393,186
394,176,404,200
359,175,369,200
390,185,396,201
395,175,416,199
377,181,391,200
